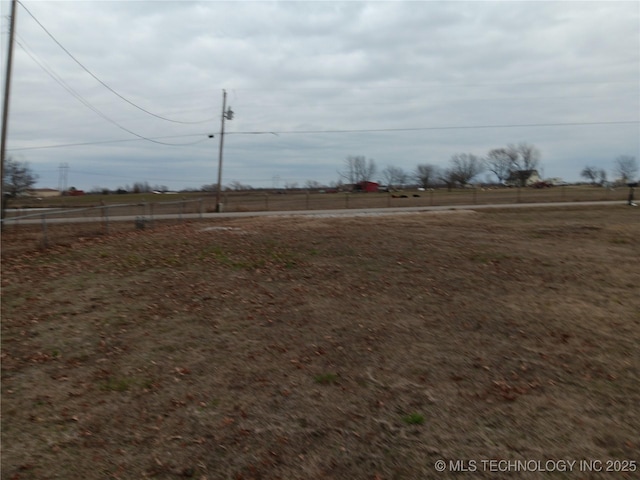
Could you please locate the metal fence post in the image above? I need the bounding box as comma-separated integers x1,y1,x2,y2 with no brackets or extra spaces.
104,206,109,235
41,214,48,247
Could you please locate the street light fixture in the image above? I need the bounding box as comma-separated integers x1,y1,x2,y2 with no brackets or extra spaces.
215,89,233,212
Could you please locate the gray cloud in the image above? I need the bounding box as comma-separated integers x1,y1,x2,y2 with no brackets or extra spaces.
4,0,639,190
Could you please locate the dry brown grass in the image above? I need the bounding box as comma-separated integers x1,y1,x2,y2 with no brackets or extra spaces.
1,205,639,479
6,184,630,217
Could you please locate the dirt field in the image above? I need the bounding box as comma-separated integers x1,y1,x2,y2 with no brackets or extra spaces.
1,205,639,479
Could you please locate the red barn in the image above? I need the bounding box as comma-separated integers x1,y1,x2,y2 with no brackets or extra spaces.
355,181,379,193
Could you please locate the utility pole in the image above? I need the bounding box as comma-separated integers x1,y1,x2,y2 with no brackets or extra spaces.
1,0,18,225
215,89,233,212
58,162,69,194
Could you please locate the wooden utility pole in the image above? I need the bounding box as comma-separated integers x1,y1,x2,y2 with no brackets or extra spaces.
215,90,227,212
1,0,18,224
215,89,233,212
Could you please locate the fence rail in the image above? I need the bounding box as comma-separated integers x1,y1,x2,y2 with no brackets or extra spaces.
1,187,631,250
2,198,206,249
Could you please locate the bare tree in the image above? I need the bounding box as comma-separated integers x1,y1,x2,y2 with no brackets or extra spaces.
449,153,483,186
305,180,322,190
485,148,513,184
513,142,541,170
613,155,638,184
509,142,541,186
414,163,437,189
339,155,377,186
133,181,152,194
438,167,457,192
581,166,599,185
228,180,251,191
3,157,38,197
2,158,39,224
382,166,407,190
597,169,607,185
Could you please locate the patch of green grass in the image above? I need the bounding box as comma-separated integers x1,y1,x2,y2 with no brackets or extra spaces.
263,244,300,268
233,258,267,270
314,373,339,385
200,246,267,270
402,413,425,425
199,398,220,409
161,255,182,266
355,377,368,388
119,253,149,269
100,377,135,392
203,246,229,262
609,237,630,245
141,378,156,390
199,240,302,271
158,344,179,353
469,252,511,264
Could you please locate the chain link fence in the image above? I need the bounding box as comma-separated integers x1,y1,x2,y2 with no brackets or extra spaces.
1,187,630,250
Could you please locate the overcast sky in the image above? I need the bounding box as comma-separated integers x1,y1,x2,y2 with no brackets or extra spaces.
2,0,639,191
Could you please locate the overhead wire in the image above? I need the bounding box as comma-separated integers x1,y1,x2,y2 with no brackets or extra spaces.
17,0,216,125
10,2,638,154
9,119,637,152
226,120,639,136
14,37,211,147
8,133,211,151
54,168,205,184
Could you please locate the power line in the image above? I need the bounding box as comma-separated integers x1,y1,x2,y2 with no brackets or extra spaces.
17,0,216,125
15,38,211,147
7,133,210,151
54,168,206,184
220,78,640,93
226,120,639,136
8,119,637,152
233,92,638,111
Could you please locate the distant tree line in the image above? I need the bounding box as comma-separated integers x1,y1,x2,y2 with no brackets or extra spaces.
87,182,170,195
4,149,636,201
340,142,543,191
581,155,638,186
340,149,639,192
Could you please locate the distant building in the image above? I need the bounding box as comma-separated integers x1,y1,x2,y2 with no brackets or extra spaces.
548,178,569,186
28,188,60,198
505,170,542,187
63,187,85,196
353,181,379,193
